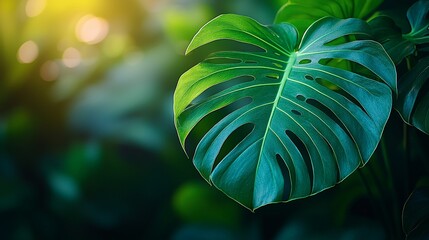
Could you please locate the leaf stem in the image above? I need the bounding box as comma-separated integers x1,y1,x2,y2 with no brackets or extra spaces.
406,56,412,71
403,123,410,195
358,168,395,238
380,136,403,237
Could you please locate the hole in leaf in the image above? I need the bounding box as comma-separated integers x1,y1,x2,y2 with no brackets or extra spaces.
276,154,291,200
320,136,340,182
291,109,301,116
314,77,337,90
324,33,370,47
266,74,280,80
299,59,311,64
191,76,254,106
228,97,254,111
244,60,258,64
214,123,255,169
313,77,368,115
306,98,353,141
205,57,242,64
324,36,350,46
318,58,380,81
318,58,354,70
296,94,306,101
185,97,253,158
305,75,314,81
202,40,265,54
273,62,283,68
336,88,368,116
285,130,313,189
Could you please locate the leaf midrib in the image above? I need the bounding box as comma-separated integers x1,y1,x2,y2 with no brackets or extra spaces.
253,52,297,203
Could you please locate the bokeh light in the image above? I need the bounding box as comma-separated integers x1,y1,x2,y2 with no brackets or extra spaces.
75,15,109,45
62,47,81,68
5,0,400,239
25,0,47,17
17,40,39,64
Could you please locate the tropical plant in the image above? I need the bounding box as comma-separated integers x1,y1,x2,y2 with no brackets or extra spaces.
174,0,429,238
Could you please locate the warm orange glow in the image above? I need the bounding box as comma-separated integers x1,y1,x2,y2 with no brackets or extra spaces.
75,15,109,45
17,40,39,64
62,47,81,68
40,61,60,81
25,0,46,17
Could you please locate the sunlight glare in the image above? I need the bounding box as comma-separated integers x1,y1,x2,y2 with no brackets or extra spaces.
75,15,109,45
62,48,81,68
17,40,39,64
25,0,47,17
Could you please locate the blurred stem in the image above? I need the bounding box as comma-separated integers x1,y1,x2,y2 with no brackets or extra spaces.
406,56,412,71
358,136,405,238
380,137,402,237
403,123,410,194
358,168,395,238
380,137,394,192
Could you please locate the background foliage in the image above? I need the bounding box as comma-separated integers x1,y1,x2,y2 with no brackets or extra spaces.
0,0,428,239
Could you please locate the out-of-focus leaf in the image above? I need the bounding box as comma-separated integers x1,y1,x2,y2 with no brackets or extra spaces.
274,0,382,37
0,179,30,212
162,2,214,53
369,0,429,64
5,109,35,141
63,141,100,183
396,56,429,135
172,225,238,240
225,0,275,24
402,187,429,239
69,43,176,150
173,181,241,227
369,16,416,65
275,215,385,240
48,172,80,201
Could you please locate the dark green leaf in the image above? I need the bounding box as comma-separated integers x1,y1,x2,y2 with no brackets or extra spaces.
369,0,429,64
403,187,429,239
368,16,416,65
396,56,429,135
274,0,383,37
172,182,240,226
174,14,396,210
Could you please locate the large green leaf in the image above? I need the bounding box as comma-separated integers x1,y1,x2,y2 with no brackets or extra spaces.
369,0,429,64
403,187,429,239
174,14,396,210
274,0,383,37
396,56,429,135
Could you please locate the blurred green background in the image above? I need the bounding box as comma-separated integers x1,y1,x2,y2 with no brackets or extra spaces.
0,0,425,239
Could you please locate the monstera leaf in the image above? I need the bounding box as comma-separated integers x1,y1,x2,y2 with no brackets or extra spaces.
274,0,382,37
174,14,396,210
396,56,429,135
403,186,429,239
369,0,429,64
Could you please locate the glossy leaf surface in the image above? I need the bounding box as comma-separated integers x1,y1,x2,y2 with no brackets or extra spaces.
174,14,396,210
396,56,429,135
403,187,429,239
274,0,382,37
369,0,429,64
